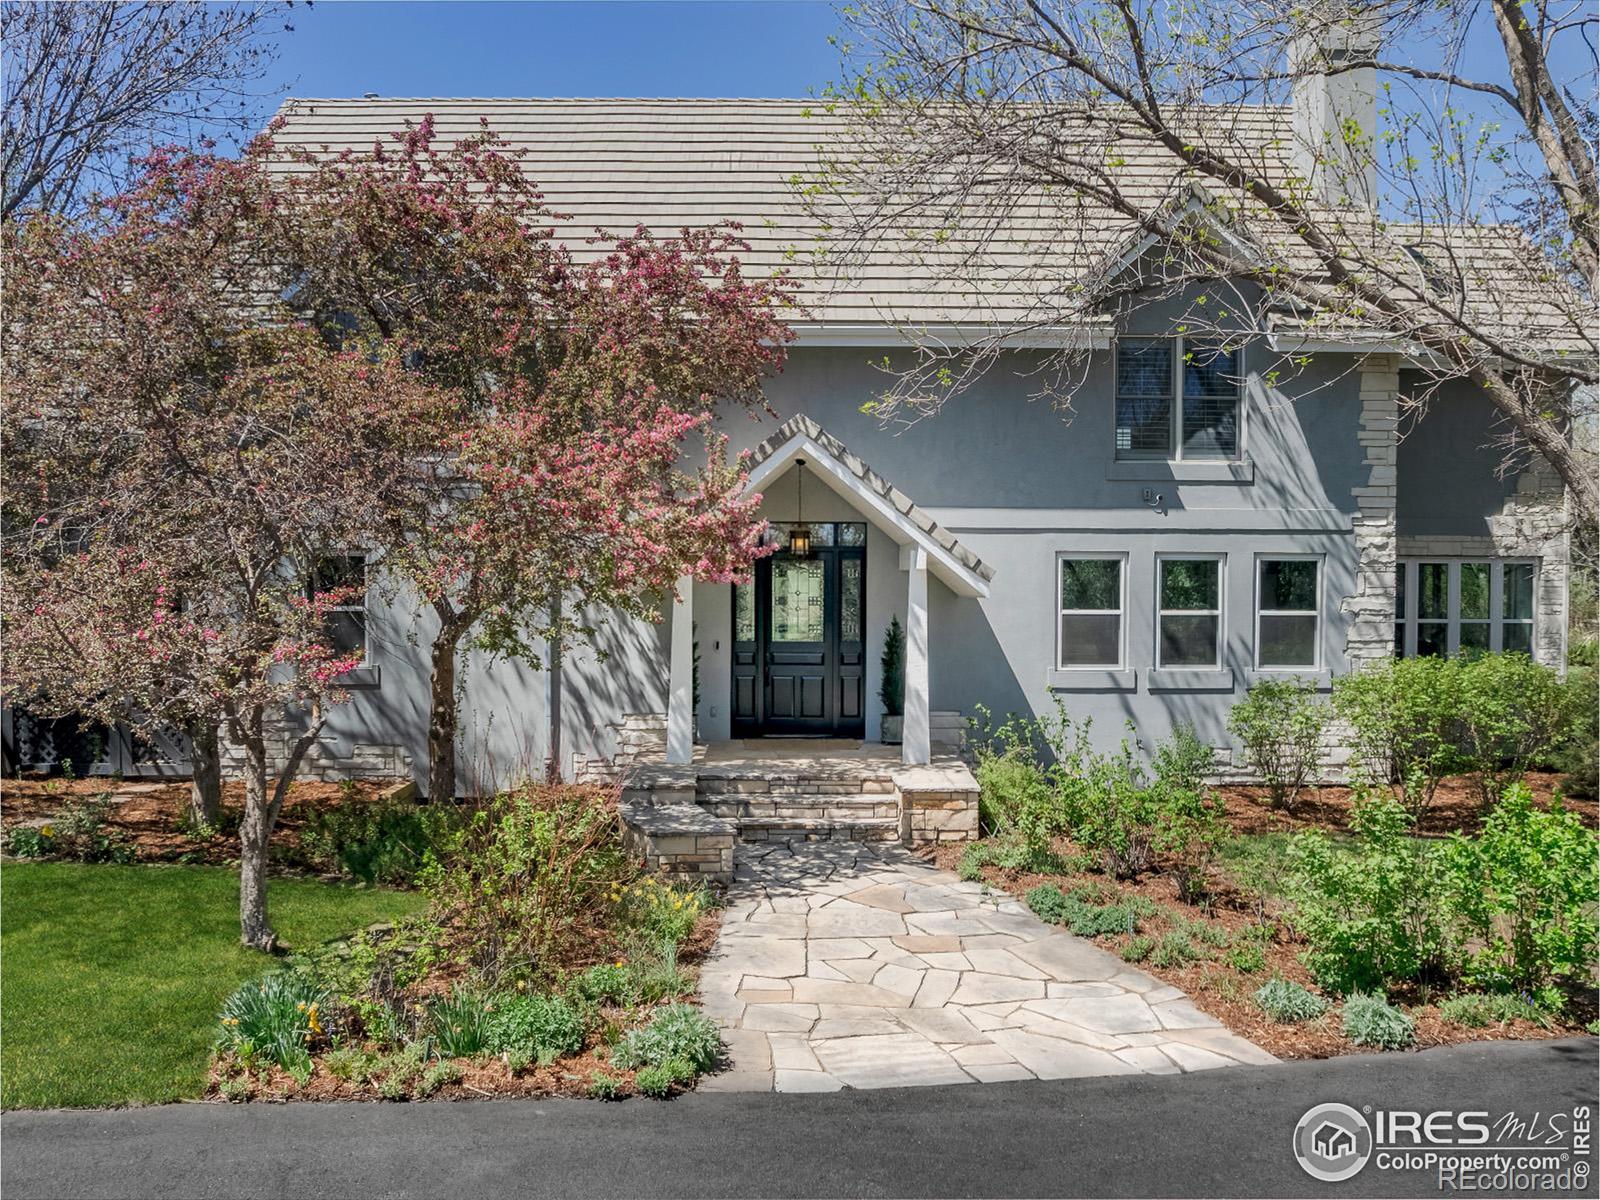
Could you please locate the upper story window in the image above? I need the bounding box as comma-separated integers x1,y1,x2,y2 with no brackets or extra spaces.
1115,337,1242,461
309,554,368,657
1394,559,1536,658
1059,556,1124,669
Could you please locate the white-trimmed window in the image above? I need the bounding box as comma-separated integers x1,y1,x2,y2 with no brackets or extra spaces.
1255,557,1320,669
1394,559,1536,657
1157,556,1223,669
1058,556,1124,668
1115,337,1242,461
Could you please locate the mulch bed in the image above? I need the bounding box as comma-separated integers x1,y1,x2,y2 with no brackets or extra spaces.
1,776,403,868
208,904,727,1104
928,774,1597,1062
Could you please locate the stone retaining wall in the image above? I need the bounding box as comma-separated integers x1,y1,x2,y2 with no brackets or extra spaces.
618,800,736,884
892,766,981,845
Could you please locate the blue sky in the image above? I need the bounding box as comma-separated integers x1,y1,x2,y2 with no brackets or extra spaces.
267,1,842,108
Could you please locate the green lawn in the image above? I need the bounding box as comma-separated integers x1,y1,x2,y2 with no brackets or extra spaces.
1,862,423,1109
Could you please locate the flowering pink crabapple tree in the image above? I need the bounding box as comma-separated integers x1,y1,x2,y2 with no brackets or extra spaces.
268,118,797,800
3,148,455,949
3,118,797,943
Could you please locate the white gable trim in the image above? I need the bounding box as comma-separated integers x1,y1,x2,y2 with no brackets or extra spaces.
744,435,991,599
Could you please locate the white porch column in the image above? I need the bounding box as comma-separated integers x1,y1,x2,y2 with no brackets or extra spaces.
666,575,694,765
903,546,930,766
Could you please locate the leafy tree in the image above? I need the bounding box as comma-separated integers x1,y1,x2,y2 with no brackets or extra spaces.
812,0,1595,531
266,118,797,799
2,145,452,948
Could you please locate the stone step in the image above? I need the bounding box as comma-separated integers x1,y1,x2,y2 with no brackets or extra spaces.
698,795,900,821
735,815,901,843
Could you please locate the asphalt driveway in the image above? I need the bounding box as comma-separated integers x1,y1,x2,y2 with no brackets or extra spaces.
4,1037,1594,1199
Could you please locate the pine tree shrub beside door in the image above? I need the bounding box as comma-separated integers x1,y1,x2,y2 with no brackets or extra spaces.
880,616,905,743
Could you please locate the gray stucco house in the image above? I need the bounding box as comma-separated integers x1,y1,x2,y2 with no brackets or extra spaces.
237,86,1572,796
11,82,1568,800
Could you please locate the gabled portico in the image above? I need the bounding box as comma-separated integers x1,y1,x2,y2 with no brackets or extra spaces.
666,416,994,767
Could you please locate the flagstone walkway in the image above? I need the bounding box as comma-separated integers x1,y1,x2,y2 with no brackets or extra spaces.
696,840,1276,1092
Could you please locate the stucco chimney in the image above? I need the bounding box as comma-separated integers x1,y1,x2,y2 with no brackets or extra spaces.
1289,3,1382,207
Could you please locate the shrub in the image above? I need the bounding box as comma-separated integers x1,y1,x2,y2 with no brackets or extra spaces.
1121,935,1155,962
587,1070,625,1100
1150,727,1227,902
1333,657,1465,814
974,745,1061,854
301,794,457,886
634,1057,696,1098
1285,789,1452,994
416,1059,462,1097
1226,939,1268,975
1149,931,1198,968
1437,992,1553,1029
611,1004,720,1073
622,937,694,1004
1551,666,1597,800
574,962,631,1005
1341,993,1416,1049
216,972,329,1076
1253,978,1330,1023
957,843,987,881
1441,783,1598,992
611,877,705,946
1025,883,1149,937
323,1044,381,1082
1072,735,1161,879
1228,680,1329,810
484,992,586,1064
429,987,493,1058
418,783,630,983
1457,654,1580,806
5,825,53,858
880,616,904,717
7,795,136,863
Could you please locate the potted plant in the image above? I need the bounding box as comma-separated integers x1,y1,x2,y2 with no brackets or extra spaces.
880,616,905,743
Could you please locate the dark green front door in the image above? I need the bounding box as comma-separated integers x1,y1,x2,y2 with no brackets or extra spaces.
731,525,865,738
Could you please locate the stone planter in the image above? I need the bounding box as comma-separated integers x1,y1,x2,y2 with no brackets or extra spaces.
881,714,903,744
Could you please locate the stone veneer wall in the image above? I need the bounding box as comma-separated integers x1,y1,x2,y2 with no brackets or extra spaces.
219,711,414,783
1342,354,1401,670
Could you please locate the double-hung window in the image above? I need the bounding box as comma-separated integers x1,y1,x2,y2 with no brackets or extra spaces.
1115,337,1242,460
1058,556,1124,668
1256,558,1320,669
1394,559,1536,657
1157,556,1223,668
310,554,368,658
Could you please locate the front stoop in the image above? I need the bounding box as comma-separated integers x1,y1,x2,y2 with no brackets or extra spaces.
618,754,980,882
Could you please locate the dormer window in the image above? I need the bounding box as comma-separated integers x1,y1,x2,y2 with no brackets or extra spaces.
1115,337,1242,461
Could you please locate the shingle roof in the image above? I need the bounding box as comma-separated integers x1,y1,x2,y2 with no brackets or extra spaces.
268,97,1294,328
746,414,995,587
269,98,1590,354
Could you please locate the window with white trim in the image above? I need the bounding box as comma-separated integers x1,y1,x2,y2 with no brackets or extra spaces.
1157,556,1223,669
1115,337,1242,461
1058,556,1124,668
1256,558,1319,668
1393,559,1536,657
